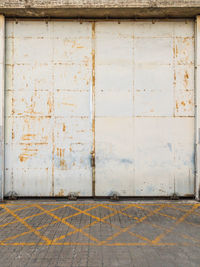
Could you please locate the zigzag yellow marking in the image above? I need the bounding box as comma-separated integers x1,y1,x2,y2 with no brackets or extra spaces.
0,205,35,217
0,221,58,244
0,203,199,247
53,204,135,243
99,204,166,245
0,204,67,228
52,205,102,243
1,206,52,245
152,204,199,244
100,204,138,219
35,204,100,243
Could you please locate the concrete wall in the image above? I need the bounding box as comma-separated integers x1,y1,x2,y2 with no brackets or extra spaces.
0,15,4,201
0,1,200,18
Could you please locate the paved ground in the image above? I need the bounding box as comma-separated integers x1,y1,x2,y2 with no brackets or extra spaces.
0,200,200,267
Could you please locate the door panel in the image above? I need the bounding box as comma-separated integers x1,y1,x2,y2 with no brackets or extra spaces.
95,21,195,196
5,21,93,196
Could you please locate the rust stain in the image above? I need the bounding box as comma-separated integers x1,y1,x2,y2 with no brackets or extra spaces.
19,154,28,162
57,148,68,170
183,37,189,44
12,129,15,140
181,101,186,106
63,123,66,132
19,149,38,162
176,101,179,111
61,102,75,107
175,45,178,58
47,97,52,114
22,134,36,141
173,46,176,57
174,71,176,81
60,159,67,170
12,97,15,115
184,70,189,88
56,189,64,197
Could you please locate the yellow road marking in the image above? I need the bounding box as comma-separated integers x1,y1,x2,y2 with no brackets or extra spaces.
1,242,199,246
0,204,35,217
99,204,166,245
100,204,139,219
152,204,199,244
0,203,199,247
0,204,67,228
0,220,58,245
1,206,52,245
52,205,103,243
127,204,178,220
35,204,100,243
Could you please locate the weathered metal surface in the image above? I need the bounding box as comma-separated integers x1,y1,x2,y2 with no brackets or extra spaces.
5,19,195,197
5,21,93,196
95,20,195,196
195,16,200,201
91,22,96,197
0,15,5,201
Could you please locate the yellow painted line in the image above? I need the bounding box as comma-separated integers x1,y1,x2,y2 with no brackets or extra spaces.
63,203,149,244
165,205,197,214
152,204,199,244
58,203,101,222
1,206,52,245
0,220,18,228
52,205,102,243
67,204,103,222
35,204,100,243
99,204,166,246
0,204,99,244
105,242,177,246
185,220,200,228
0,242,180,246
0,241,199,247
130,204,178,220
0,203,199,247
127,231,152,244
0,204,36,217
52,204,133,243
72,204,153,245
105,243,152,246
181,234,200,244
100,204,139,220
0,204,67,228
0,220,58,244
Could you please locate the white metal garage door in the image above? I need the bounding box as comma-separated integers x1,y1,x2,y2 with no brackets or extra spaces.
5,20,195,197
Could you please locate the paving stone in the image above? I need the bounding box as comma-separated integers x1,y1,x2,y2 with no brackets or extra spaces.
0,201,199,267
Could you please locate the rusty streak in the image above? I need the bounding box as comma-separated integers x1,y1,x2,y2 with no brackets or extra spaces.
92,22,96,197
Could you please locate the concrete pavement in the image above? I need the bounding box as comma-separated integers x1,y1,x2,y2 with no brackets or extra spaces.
0,200,199,267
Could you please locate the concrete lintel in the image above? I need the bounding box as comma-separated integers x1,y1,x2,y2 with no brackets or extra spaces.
0,8,199,19
0,1,200,18
0,15,4,201
1,0,200,9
